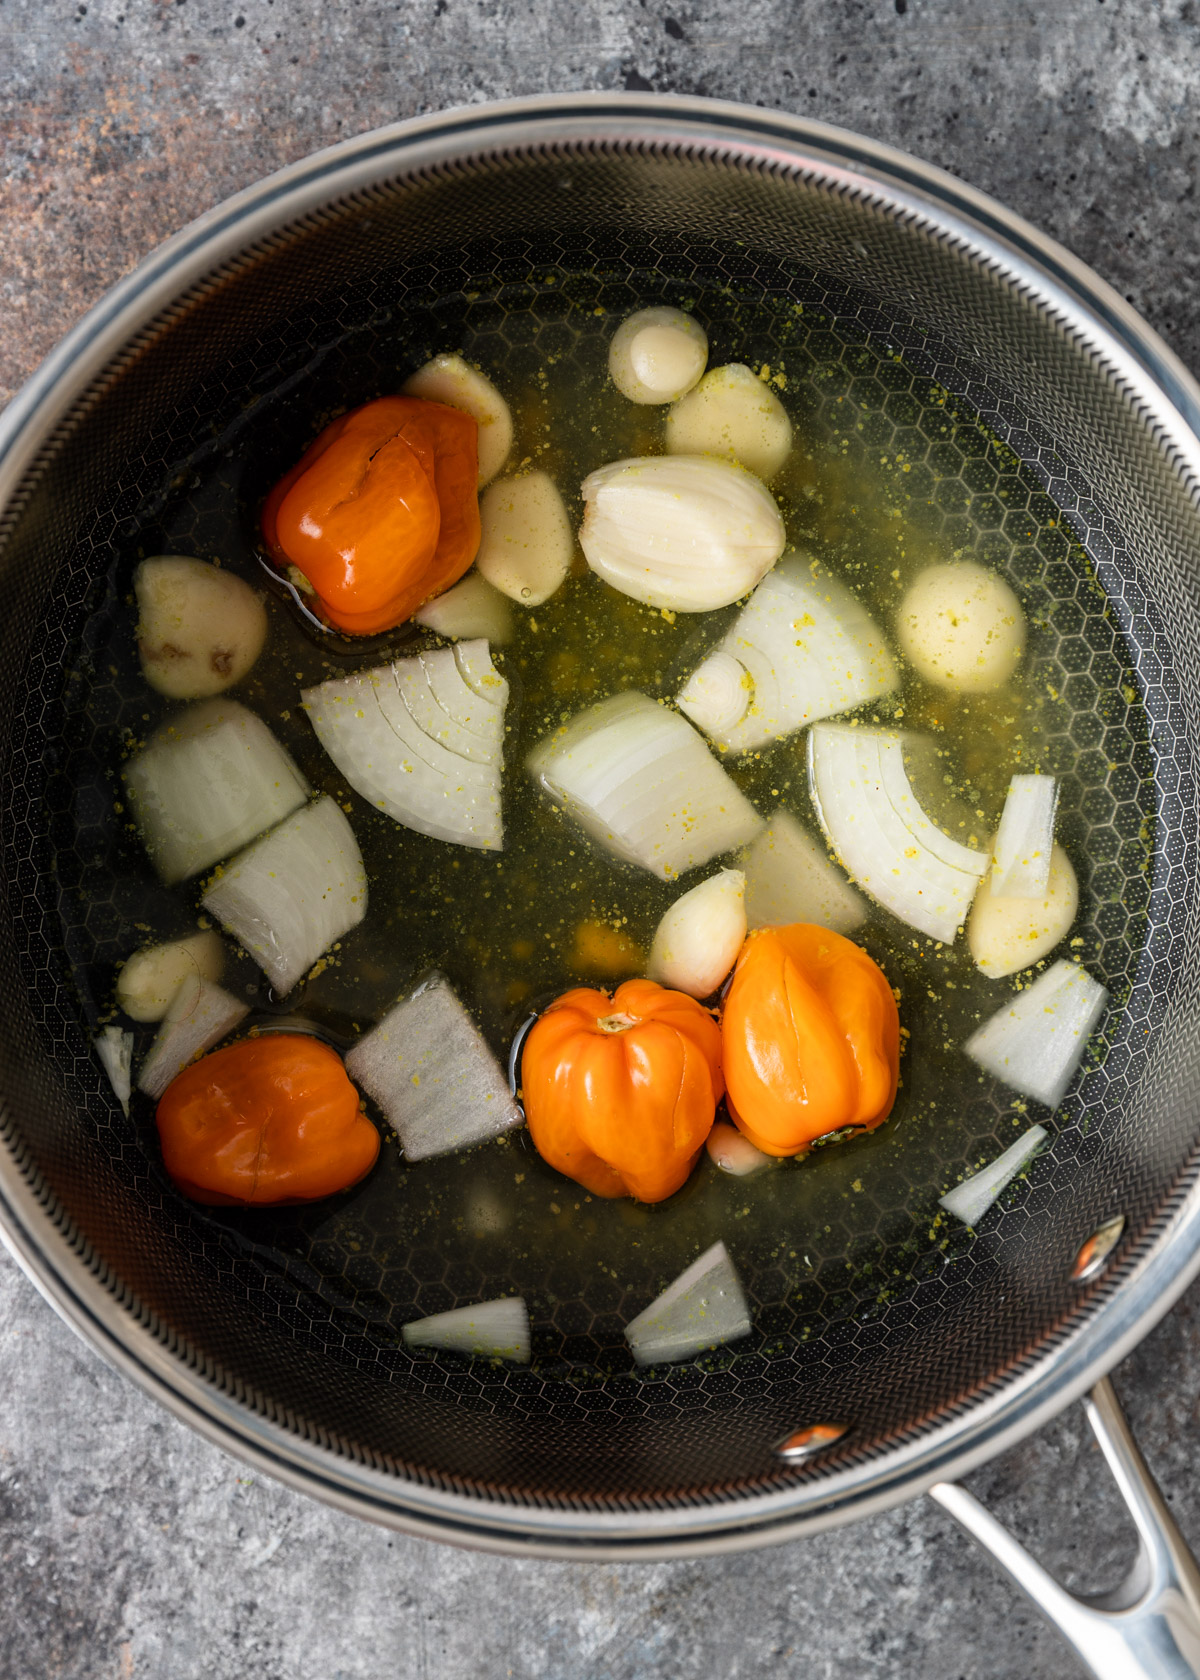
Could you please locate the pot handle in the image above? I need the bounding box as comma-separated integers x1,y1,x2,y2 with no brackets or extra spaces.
929,1377,1200,1680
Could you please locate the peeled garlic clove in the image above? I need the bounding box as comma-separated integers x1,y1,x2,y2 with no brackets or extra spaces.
677,650,752,736
579,455,785,613
706,1119,774,1177
116,929,226,1023
608,307,708,405
648,868,746,998
415,572,514,644
666,364,793,482
968,843,1078,979
897,561,1025,693
135,557,267,700
402,353,513,486
477,471,573,606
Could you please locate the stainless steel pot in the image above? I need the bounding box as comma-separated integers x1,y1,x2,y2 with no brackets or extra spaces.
2,94,1200,1679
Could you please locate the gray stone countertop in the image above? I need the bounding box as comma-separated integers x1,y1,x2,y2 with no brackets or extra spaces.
3,3,1200,1676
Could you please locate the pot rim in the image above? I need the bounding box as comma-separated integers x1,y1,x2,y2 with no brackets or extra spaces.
4,91,1200,1558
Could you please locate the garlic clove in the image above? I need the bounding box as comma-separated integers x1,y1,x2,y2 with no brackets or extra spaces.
414,571,514,644
677,650,753,736
968,842,1079,978
647,868,746,998
896,561,1025,693
402,353,513,486
477,471,573,606
117,929,226,1023
666,363,793,482
706,1119,774,1177
608,307,708,405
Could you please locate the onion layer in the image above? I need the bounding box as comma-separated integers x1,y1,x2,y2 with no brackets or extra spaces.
527,692,763,881
137,973,249,1101
991,774,1058,897
201,796,367,995
964,958,1108,1109
742,809,867,935
808,723,987,944
624,1240,751,1366
403,1297,531,1362
95,1026,133,1115
939,1125,1048,1226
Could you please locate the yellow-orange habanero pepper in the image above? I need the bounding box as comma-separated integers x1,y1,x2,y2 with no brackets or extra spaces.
521,979,723,1202
722,924,899,1156
261,396,480,635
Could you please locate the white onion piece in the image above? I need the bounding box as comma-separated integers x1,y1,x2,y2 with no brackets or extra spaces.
624,1240,751,1366
648,869,746,998
527,692,763,881
403,1297,530,1362
969,843,1079,979
808,724,987,944
679,552,897,752
666,363,792,481
579,455,785,613
135,556,267,700
137,973,249,1101
302,644,506,850
345,973,522,1161
94,1026,133,1115
123,700,309,884
939,1125,1048,1227
414,573,514,645
401,353,513,486
965,959,1108,1109
201,797,367,995
742,809,867,935
991,774,1059,897
608,307,708,404
477,472,573,606
677,649,752,737
116,930,225,1023
706,1120,773,1178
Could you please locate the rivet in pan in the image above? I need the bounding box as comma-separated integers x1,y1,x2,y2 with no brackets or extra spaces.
1071,1214,1126,1283
775,1421,849,1462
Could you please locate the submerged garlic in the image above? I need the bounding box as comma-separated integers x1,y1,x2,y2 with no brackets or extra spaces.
402,353,513,486
647,869,746,998
608,306,708,405
477,471,573,605
579,455,785,612
968,843,1079,978
414,571,514,644
666,363,793,481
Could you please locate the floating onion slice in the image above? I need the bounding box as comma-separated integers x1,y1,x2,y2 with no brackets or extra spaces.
302,642,506,850
939,1125,1048,1226
964,959,1108,1109
647,868,746,998
742,809,867,935
706,1120,774,1178
527,692,763,881
137,973,249,1101
202,796,367,995
624,1240,752,1366
414,572,514,645
94,1026,133,1115
402,1297,531,1362
345,972,522,1162
123,699,309,884
579,455,786,613
991,774,1059,898
678,553,898,753
808,724,987,944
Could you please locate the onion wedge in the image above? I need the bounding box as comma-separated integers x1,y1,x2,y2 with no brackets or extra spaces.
678,553,897,752
964,959,1108,1108
403,1297,530,1362
624,1240,751,1366
807,724,987,943
991,774,1058,898
123,699,309,884
137,973,249,1101
201,796,367,995
939,1125,1048,1226
527,692,763,881
302,640,507,850
742,809,867,935
345,973,523,1161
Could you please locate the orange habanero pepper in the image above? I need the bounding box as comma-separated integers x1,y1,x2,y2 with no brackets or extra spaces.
722,924,899,1156
261,396,481,635
521,978,723,1203
156,1034,380,1205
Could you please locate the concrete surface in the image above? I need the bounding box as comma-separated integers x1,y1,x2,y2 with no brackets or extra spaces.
3,1,1200,1675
